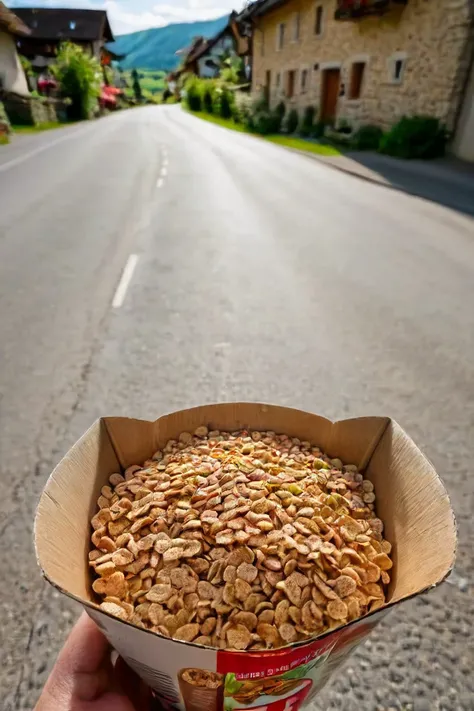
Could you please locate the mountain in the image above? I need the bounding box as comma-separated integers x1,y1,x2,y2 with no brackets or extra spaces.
110,16,229,72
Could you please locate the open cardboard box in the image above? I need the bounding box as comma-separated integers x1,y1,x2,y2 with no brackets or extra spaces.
35,403,456,711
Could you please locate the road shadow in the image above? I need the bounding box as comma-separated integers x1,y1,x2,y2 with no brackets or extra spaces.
343,151,474,218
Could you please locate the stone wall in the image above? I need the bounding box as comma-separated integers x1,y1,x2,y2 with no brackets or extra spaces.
2,90,68,126
0,99,11,136
251,0,474,130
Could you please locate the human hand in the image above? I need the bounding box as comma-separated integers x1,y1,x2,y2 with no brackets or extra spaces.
35,612,151,711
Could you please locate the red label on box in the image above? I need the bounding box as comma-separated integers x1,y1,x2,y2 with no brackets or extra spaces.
217,636,335,679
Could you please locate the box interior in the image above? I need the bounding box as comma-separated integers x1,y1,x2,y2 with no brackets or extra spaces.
35,403,456,619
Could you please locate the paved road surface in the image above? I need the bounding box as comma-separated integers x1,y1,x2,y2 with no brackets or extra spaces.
0,106,473,711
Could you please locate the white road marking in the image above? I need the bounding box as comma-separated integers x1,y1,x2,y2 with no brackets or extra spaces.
112,254,139,309
160,166,168,177
0,124,90,174
156,178,164,188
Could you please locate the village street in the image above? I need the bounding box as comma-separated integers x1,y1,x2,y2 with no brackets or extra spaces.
0,105,473,710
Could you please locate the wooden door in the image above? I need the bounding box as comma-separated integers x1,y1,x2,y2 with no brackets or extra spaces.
321,68,340,123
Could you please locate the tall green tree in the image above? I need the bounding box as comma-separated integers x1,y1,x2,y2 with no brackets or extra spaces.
131,69,143,103
54,42,101,120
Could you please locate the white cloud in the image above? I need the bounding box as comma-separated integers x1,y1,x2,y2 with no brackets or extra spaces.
8,0,244,33
151,3,236,23
104,1,167,33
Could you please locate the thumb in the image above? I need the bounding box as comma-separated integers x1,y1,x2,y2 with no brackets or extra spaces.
36,612,112,707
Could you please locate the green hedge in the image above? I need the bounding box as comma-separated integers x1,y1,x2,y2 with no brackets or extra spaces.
351,125,384,151
185,82,448,161
379,116,448,159
184,77,236,121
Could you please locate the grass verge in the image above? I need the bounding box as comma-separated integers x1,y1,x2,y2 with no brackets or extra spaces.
265,135,341,156
188,111,247,133
185,109,341,156
12,122,66,134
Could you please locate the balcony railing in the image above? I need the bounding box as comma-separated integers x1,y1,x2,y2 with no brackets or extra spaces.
335,0,408,21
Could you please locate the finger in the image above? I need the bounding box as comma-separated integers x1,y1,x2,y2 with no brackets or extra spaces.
115,656,152,709
56,612,110,675
39,612,113,704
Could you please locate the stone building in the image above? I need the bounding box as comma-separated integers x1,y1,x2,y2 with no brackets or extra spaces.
242,0,474,157
0,2,30,95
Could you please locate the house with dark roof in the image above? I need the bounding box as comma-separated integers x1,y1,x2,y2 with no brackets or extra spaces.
0,2,30,94
14,7,114,69
177,12,251,81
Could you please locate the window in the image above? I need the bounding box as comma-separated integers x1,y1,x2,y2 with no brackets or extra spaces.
276,72,281,88
293,12,301,42
69,20,76,30
287,70,296,98
315,5,323,36
261,30,265,57
277,23,285,50
388,53,407,84
301,68,308,93
349,61,365,99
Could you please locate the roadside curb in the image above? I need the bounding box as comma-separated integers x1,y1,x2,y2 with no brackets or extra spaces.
289,147,410,196
288,147,474,216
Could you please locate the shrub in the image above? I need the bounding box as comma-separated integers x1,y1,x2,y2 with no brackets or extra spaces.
202,83,214,114
54,42,101,120
337,118,352,134
379,116,448,159
310,121,326,139
252,110,280,135
219,86,234,119
285,108,299,134
351,124,384,151
299,106,316,137
184,77,201,112
274,101,286,131
211,85,222,116
232,92,253,125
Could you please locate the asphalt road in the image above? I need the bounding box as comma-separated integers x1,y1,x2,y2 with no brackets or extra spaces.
0,106,473,711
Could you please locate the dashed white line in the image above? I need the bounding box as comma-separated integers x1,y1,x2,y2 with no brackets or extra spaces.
160,166,168,177
156,177,164,188
112,254,139,309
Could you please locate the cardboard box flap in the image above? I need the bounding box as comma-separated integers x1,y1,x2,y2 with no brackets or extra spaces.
103,404,389,471
367,420,456,602
35,419,120,599
324,416,389,468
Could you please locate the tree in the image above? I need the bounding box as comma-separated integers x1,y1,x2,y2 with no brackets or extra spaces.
219,54,244,85
54,42,101,120
131,69,143,103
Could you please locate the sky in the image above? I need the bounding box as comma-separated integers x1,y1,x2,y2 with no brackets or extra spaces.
8,0,246,34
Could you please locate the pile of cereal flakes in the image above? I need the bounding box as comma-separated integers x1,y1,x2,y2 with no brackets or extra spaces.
89,427,393,650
